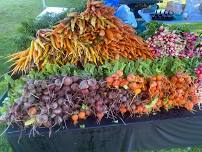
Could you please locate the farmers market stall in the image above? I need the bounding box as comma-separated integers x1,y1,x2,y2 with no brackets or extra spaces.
0,0,202,152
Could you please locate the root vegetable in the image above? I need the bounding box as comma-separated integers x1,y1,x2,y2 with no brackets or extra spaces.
96,112,104,122
64,77,73,86
87,79,97,87
96,105,104,113
116,70,123,77
71,114,79,125
79,80,89,89
85,110,91,116
72,76,80,82
62,86,71,92
127,74,135,82
134,88,141,95
106,77,114,85
41,95,51,102
28,107,37,116
119,106,127,114
53,108,62,115
54,116,63,124
43,89,49,95
50,102,58,109
185,102,194,111
112,80,120,88
78,111,86,120
55,79,62,87
71,83,79,91
81,89,89,95
36,114,48,124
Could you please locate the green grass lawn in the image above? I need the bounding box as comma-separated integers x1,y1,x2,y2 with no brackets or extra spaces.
0,0,202,152
0,0,86,75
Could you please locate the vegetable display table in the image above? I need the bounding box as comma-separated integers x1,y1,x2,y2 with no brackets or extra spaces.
6,108,202,152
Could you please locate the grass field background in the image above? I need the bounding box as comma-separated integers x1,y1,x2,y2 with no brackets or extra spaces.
0,0,202,151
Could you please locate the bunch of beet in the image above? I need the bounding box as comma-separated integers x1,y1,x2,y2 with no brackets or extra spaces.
4,76,141,130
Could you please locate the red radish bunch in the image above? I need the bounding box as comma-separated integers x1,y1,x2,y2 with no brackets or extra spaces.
146,26,186,57
195,63,202,81
179,32,201,58
146,26,202,58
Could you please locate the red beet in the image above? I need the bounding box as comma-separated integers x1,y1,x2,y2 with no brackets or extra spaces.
96,100,103,106
72,76,80,82
87,98,96,104
55,79,62,87
87,79,97,87
53,108,62,115
81,89,89,95
55,86,61,92
70,83,79,91
64,77,73,86
41,95,51,102
50,102,58,109
96,105,104,113
43,89,49,95
79,80,89,89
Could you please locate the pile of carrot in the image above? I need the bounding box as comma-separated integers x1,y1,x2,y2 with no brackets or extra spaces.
8,0,152,74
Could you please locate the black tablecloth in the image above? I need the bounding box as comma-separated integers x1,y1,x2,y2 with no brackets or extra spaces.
6,108,202,152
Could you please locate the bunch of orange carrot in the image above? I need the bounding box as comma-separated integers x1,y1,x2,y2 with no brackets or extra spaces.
106,70,147,95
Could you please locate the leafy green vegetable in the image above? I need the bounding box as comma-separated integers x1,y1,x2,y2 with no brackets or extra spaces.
140,21,164,39
0,57,200,116
140,21,191,40
145,97,159,111
25,117,36,126
0,74,12,98
0,76,26,115
26,57,201,80
183,57,202,77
